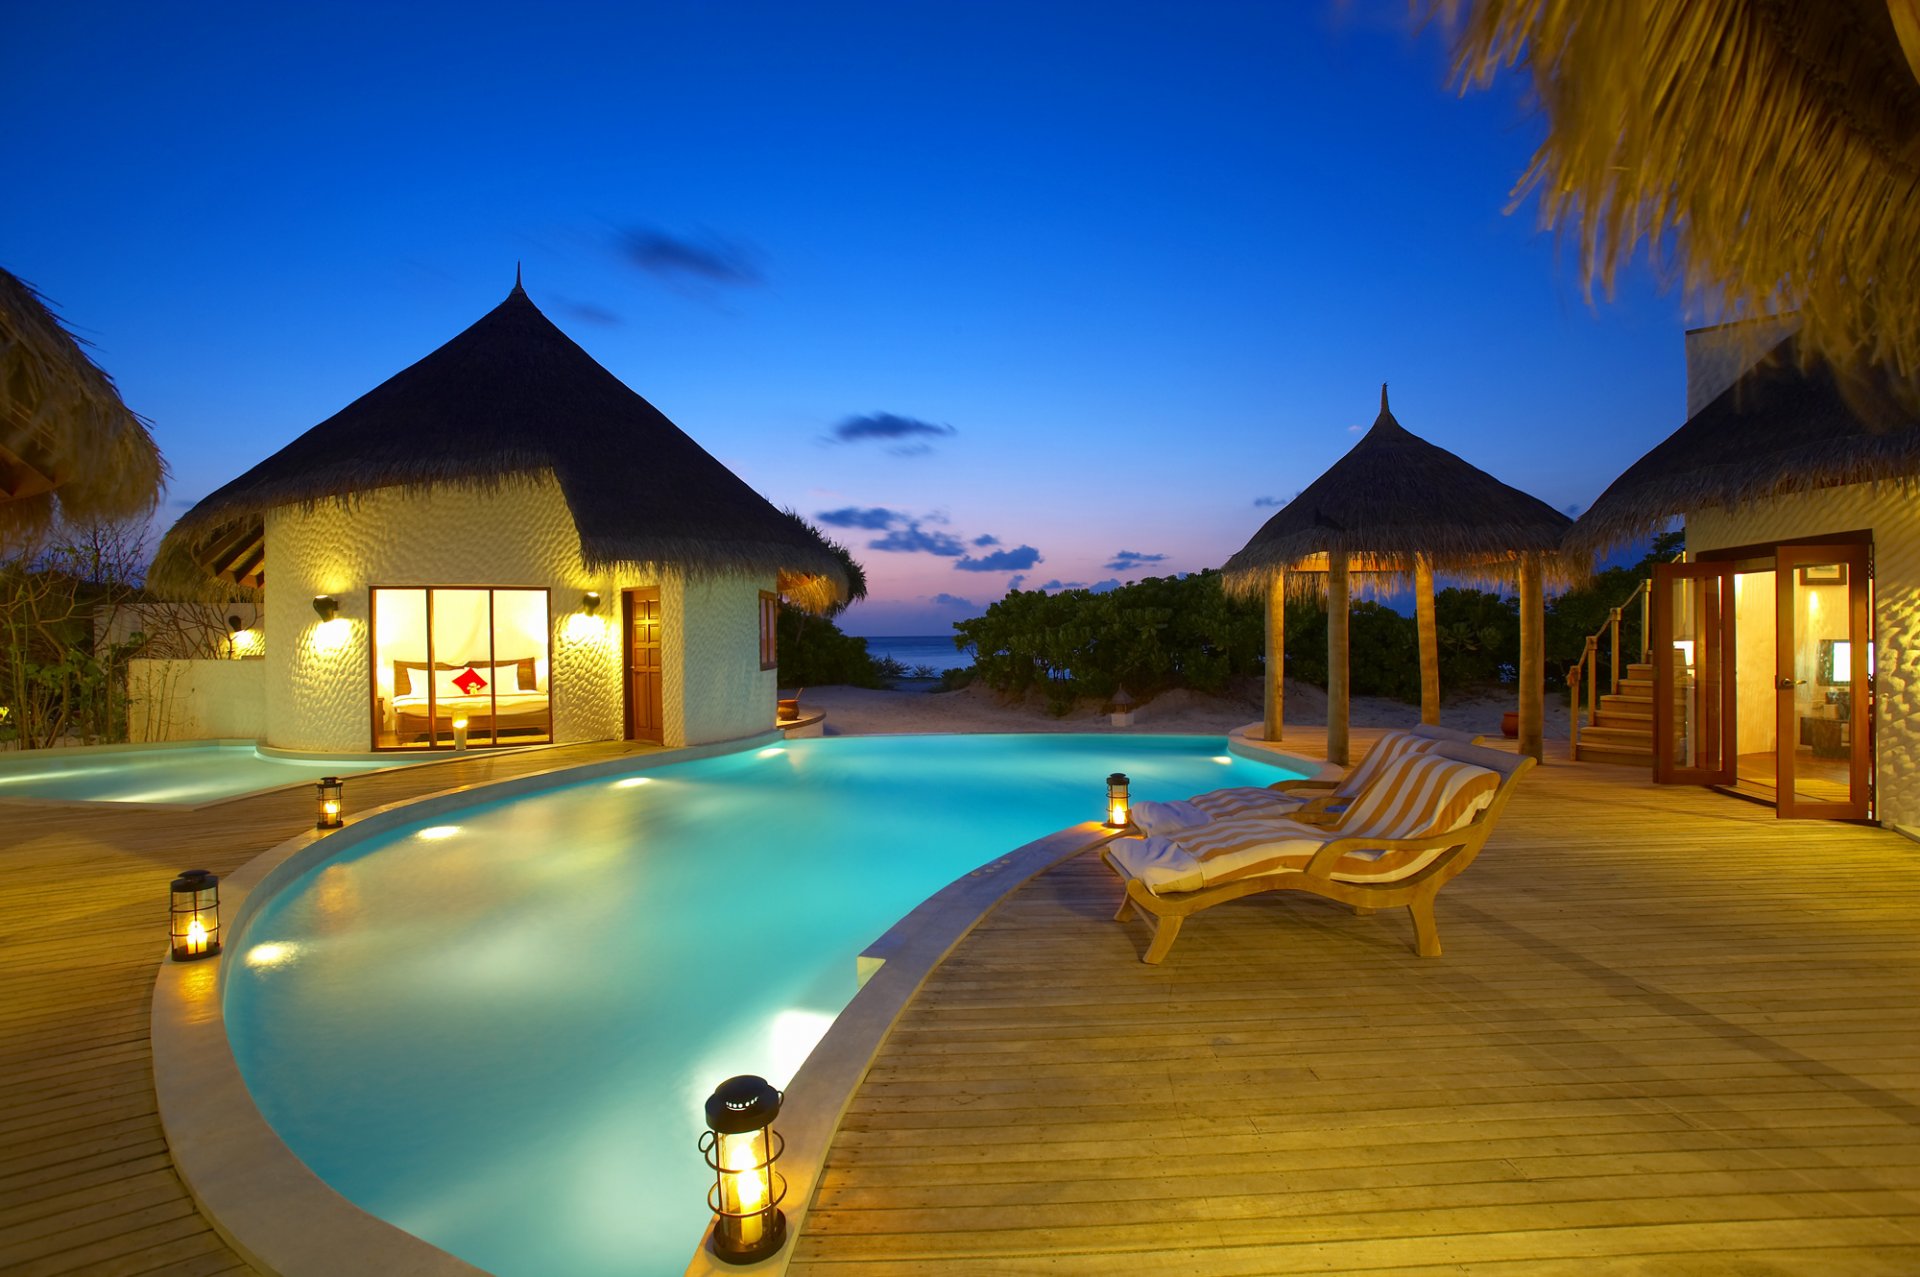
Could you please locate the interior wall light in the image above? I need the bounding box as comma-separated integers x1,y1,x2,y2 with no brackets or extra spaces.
312,595,340,622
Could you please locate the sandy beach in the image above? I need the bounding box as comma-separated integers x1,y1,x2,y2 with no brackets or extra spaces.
802,676,1571,740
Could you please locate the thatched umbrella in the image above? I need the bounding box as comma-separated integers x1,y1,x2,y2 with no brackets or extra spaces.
152,279,849,609
1,268,165,548
1222,386,1573,764
1434,0,1920,392
1568,331,1920,557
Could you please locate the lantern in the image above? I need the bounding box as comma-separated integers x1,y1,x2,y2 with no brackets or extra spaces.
312,595,340,622
1106,772,1131,827
701,1074,788,1264
452,717,470,751
169,869,221,961
316,776,345,829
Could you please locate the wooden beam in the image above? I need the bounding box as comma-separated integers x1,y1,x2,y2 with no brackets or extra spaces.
1415,554,1439,726
1327,550,1350,767
1262,570,1285,741
1519,552,1545,762
227,540,265,586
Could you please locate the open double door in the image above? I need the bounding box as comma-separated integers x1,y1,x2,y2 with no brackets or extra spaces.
1652,543,1872,820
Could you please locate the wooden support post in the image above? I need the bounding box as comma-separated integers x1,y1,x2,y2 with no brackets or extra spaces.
1415,554,1439,726
1519,553,1545,763
1328,550,1350,767
1262,569,1286,742
1609,606,1623,695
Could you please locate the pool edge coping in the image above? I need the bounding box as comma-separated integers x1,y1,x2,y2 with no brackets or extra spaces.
150,729,1326,1276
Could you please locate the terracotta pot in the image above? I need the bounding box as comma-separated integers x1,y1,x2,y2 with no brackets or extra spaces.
777,698,801,721
1500,710,1519,739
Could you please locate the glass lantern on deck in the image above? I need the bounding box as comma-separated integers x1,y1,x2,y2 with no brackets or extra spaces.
315,776,345,829
169,869,221,961
701,1074,788,1264
1105,772,1131,828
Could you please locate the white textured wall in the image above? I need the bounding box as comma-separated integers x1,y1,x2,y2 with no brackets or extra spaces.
677,572,778,745
128,659,267,742
262,472,773,752
1689,477,1920,828
264,475,632,751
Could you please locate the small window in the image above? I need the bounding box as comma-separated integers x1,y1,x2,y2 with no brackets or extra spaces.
759,591,778,670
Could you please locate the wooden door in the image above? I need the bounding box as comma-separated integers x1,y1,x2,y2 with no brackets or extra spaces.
624,587,664,743
1773,544,1872,820
1651,561,1737,786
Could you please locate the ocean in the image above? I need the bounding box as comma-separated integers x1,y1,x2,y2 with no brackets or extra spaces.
860,634,973,675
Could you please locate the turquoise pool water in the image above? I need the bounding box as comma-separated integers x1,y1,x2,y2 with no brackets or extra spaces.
223,734,1300,1276
0,743,434,805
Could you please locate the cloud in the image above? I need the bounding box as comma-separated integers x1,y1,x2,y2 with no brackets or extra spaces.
931,593,976,610
1253,494,1287,508
1105,550,1168,573
869,523,965,556
972,534,999,547
1089,579,1122,593
815,506,905,530
1007,574,1027,591
618,227,763,286
1347,423,1365,433
828,412,957,455
956,545,1043,572
1040,579,1086,591
1563,502,1584,517
554,296,623,326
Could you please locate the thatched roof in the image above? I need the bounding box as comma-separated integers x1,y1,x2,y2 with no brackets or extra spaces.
1434,0,1920,393
153,280,848,608
1568,332,1920,557
1,268,166,547
1220,386,1573,595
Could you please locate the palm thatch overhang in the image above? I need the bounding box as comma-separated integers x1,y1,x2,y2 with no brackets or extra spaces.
1433,0,1920,394
1220,388,1576,596
151,282,849,612
1,268,166,545
1568,334,1920,559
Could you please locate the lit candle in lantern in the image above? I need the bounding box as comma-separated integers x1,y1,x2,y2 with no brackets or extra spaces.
316,776,345,830
701,1074,788,1264
1106,772,1131,827
168,869,222,961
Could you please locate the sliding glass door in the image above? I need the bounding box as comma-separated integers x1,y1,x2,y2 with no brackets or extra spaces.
1773,544,1872,819
369,587,553,749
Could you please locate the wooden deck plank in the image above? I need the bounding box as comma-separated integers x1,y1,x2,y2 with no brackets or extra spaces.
789,729,1920,1275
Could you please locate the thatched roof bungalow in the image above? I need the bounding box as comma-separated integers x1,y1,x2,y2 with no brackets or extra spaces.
151,279,847,753
1,267,166,547
1222,387,1572,763
1569,323,1920,829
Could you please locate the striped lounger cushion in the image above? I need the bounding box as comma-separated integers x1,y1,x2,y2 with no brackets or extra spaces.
1110,751,1501,894
1129,729,1441,838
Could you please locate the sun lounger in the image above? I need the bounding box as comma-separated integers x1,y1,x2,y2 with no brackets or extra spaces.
1104,738,1533,963
1131,723,1487,838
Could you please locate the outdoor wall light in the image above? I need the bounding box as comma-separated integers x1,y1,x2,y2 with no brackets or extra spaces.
169,869,222,961
1106,772,1132,828
452,717,470,751
316,776,345,829
312,595,340,622
582,590,602,615
701,1074,788,1264
227,614,245,633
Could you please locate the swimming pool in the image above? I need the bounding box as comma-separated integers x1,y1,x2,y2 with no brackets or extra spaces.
0,741,438,805
222,734,1300,1276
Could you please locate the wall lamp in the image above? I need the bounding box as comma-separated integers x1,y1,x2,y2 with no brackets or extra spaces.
312,595,340,622
582,591,603,615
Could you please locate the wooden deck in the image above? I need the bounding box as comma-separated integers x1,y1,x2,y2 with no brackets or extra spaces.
790,731,1920,1275
0,741,658,1277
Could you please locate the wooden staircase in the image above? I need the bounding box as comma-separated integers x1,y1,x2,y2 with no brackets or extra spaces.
1576,661,1655,767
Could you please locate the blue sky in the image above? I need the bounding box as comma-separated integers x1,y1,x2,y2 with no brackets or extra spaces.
4,2,1686,633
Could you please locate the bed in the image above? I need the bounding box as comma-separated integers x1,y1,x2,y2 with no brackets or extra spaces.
388,658,550,741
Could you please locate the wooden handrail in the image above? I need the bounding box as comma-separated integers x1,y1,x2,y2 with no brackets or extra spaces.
1568,577,1652,761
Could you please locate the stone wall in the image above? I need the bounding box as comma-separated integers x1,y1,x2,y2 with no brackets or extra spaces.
1688,477,1920,829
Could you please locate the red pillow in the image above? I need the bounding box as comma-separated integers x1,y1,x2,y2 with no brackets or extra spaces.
452,666,487,695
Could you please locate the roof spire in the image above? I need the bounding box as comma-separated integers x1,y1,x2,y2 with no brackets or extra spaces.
1381,382,1389,415
514,261,523,293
